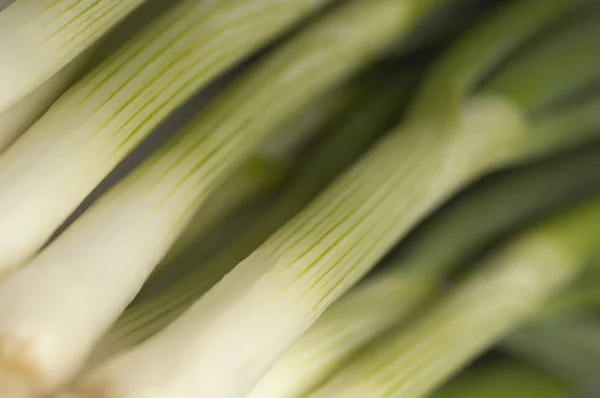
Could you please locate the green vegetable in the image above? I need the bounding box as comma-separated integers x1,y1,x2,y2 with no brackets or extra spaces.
306,196,600,398
505,315,600,393
246,145,600,398
63,2,597,398
430,359,572,398
0,0,333,276
0,1,430,396
89,68,413,365
0,0,149,150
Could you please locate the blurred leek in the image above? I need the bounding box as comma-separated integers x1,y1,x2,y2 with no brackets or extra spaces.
65,2,600,397
0,0,149,151
0,0,429,395
306,195,600,398
0,0,333,275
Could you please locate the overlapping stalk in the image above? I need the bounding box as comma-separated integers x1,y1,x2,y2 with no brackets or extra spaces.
138,72,401,297
0,0,333,275
246,145,600,398
89,69,414,364
305,196,600,398
60,1,597,397
150,77,374,278
0,0,431,396
0,0,150,151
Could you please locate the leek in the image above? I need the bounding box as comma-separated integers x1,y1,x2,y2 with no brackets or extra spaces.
0,0,149,150
305,196,600,398
152,76,375,277
246,145,600,398
0,0,333,274
482,5,600,114
64,2,596,397
0,0,430,395
90,69,413,364
139,80,372,297
542,262,600,316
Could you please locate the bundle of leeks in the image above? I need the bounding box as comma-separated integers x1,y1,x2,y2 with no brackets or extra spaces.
0,0,599,397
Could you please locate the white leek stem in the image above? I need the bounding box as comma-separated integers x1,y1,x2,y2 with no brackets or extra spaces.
0,0,148,115
0,0,416,395
0,0,331,274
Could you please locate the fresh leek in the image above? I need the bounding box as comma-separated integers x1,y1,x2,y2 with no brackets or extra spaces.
64,2,596,397
0,0,334,274
0,0,149,150
89,69,413,364
246,145,600,398
305,196,600,398
0,0,431,395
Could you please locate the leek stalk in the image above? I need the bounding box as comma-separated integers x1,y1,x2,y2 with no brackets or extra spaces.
429,359,572,398
0,0,431,396
65,2,595,397
0,0,149,150
89,69,414,364
305,196,600,398
0,0,333,275
247,145,600,398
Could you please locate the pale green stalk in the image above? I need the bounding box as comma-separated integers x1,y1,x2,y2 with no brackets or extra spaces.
480,5,600,158
407,0,591,122
139,73,391,298
429,360,573,398
305,196,600,398
90,69,414,365
521,94,600,160
247,146,600,398
152,76,374,277
482,5,600,114
537,247,600,316
0,0,333,275
66,2,591,397
543,266,600,315
0,0,149,143
505,315,600,393
0,1,426,396
249,3,600,396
